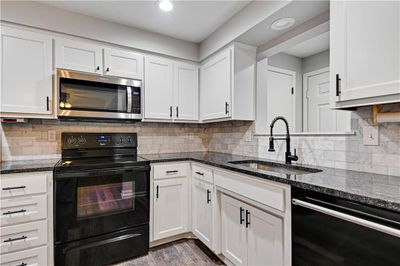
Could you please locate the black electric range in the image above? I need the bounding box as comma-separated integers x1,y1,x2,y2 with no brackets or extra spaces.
54,133,150,266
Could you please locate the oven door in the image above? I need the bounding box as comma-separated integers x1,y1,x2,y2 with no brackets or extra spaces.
55,165,150,244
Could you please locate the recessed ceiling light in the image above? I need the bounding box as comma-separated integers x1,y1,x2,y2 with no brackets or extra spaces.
159,0,173,12
271,18,295,31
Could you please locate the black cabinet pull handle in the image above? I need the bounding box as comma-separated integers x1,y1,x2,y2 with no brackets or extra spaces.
2,186,26,191
3,235,27,243
106,67,110,72
207,189,211,204
225,102,229,114
176,106,179,118
46,96,50,111
169,106,172,118
3,209,26,216
195,171,204,176
336,74,341,97
245,210,250,228
166,170,178,174
17,263,27,266
96,66,100,71
240,207,244,225
156,185,159,199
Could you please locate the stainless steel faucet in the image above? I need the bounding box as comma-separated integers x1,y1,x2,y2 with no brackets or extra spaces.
268,116,298,164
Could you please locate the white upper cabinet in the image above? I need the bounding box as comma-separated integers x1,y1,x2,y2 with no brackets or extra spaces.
103,48,143,80
144,56,199,122
330,1,400,108
144,56,174,120
55,38,103,74
200,43,256,122
174,62,199,121
1,26,53,117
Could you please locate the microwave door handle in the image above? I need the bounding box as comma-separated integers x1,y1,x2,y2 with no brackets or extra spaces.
292,199,400,238
127,86,132,113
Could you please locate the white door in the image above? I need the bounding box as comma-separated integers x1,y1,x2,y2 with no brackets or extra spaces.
103,48,143,80
247,205,284,266
266,66,295,134
174,62,199,121
1,27,53,115
304,68,351,132
192,179,213,249
331,1,400,102
221,194,247,265
55,38,102,74
153,178,188,240
200,48,232,121
144,56,173,120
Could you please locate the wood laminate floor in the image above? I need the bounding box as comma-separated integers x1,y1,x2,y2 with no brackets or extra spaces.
112,239,224,266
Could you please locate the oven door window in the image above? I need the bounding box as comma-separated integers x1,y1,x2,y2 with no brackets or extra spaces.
59,78,128,113
77,181,135,219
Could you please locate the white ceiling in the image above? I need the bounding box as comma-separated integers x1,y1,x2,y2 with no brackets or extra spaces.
284,31,329,58
38,0,251,43
236,0,329,46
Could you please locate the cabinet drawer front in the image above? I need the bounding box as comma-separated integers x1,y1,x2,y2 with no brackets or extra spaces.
0,220,47,254
215,170,287,212
0,173,48,199
0,245,47,266
153,163,188,179
1,194,47,227
192,164,213,184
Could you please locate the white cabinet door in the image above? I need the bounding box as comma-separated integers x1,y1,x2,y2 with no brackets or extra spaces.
221,194,247,265
331,1,400,103
247,204,284,266
192,179,213,249
144,56,173,120
174,62,199,121
153,178,188,240
55,38,102,74
103,48,143,80
200,48,232,121
1,26,53,115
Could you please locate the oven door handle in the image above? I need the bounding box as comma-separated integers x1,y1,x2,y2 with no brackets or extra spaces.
56,165,150,178
292,199,400,238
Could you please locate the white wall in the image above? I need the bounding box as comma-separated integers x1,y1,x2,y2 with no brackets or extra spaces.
0,1,199,61
302,50,329,74
268,53,303,131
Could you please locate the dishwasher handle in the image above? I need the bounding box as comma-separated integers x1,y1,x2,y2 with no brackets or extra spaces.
292,198,400,239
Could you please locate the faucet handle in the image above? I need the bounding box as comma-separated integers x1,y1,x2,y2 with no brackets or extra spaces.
294,148,297,156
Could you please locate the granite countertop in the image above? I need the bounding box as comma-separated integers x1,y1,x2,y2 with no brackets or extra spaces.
0,158,60,174
140,152,400,213
2,152,399,213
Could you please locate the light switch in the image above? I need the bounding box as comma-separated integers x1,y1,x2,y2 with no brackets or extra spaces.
48,130,56,142
363,126,379,146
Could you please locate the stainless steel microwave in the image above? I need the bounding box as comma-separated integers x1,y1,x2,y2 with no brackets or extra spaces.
57,69,142,120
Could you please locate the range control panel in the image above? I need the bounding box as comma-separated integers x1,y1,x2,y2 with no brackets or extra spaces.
62,133,137,149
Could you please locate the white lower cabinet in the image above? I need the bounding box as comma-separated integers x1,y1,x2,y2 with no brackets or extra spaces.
192,178,213,249
153,177,189,240
221,194,284,266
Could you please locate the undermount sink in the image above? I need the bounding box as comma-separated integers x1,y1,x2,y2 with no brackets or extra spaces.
229,160,322,175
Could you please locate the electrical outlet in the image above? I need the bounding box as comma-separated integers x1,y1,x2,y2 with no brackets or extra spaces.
363,126,379,146
48,130,56,142
244,131,253,142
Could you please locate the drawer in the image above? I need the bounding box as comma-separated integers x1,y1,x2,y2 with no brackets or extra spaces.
0,220,47,254
1,194,47,227
214,169,288,212
153,163,188,179
0,245,47,266
192,164,213,184
1,172,48,199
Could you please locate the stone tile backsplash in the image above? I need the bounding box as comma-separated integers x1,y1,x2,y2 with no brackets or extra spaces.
1,104,399,176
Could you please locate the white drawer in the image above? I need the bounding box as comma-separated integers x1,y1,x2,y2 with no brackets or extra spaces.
0,220,47,254
0,245,47,266
1,194,47,227
192,164,213,184
153,163,188,179
214,169,288,212
1,173,48,199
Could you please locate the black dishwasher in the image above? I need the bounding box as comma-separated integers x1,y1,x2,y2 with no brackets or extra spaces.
292,188,400,266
